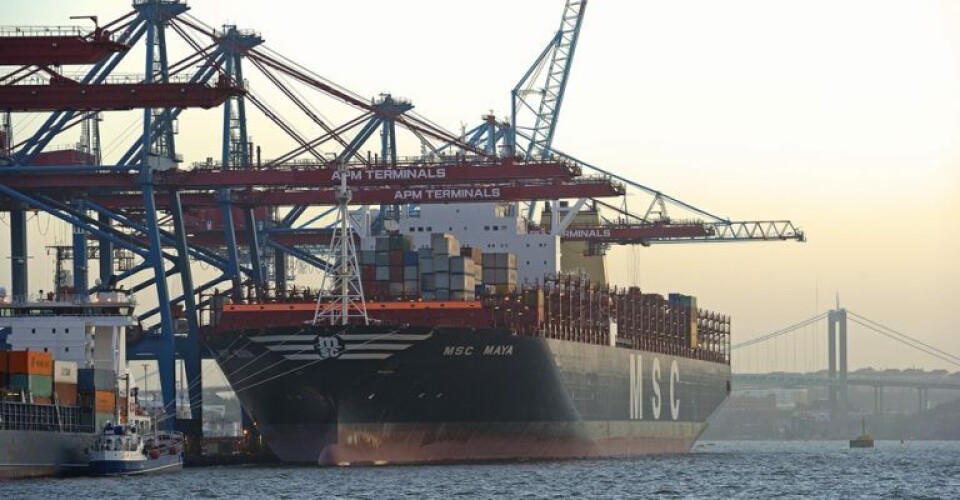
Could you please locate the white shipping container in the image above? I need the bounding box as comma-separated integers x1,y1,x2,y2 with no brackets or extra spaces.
434,256,450,273
436,290,450,301
404,280,420,293
483,268,496,284
375,237,391,252
421,273,435,291
435,272,450,290
420,258,434,274
375,266,390,281
493,268,508,284
451,290,476,301
403,265,419,280
431,233,460,256
450,256,473,275
53,360,78,384
505,253,517,270
389,282,404,296
449,273,475,292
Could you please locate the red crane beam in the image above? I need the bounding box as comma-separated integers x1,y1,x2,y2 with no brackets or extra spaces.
0,30,128,66
1,161,576,190
88,179,625,208
188,229,341,247
0,77,243,111
555,223,713,242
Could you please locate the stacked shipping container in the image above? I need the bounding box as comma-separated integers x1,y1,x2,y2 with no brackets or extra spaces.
359,233,519,302
6,351,53,404
78,367,119,428
484,275,731,362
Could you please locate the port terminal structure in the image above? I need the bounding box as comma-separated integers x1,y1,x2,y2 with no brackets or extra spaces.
0,0,804,439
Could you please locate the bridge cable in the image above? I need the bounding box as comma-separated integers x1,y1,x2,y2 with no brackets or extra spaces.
731,312,829,350
847,317,960,369
847,311,960,364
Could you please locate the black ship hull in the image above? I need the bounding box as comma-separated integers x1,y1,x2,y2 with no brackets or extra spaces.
209,325,731,465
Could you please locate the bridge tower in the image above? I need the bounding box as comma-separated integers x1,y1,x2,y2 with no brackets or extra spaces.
827,305,849,419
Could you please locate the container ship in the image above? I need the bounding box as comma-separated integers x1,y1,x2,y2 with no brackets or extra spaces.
0,289,136,479
206,202,732,465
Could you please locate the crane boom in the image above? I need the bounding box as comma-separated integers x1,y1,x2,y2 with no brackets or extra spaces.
513,0,587,158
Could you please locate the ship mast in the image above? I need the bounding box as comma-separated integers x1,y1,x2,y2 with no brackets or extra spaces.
313,162,368,326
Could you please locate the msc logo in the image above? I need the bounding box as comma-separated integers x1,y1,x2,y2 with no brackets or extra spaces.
314,334,345,359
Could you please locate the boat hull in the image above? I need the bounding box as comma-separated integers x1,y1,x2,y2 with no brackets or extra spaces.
87,454,182,476
209,325,731,465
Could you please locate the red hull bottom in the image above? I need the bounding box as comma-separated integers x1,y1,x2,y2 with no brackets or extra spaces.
262,421,707,466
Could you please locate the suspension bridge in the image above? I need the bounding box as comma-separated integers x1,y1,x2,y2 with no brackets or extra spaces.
731,303,960,418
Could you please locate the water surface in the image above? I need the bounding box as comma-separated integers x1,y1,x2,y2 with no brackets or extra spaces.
3,441,957,499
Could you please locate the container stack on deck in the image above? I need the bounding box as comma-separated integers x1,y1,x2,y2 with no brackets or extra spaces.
53,360,78,406
77,366,118,428
0,350,93,431
485,275,730,362
360,233,518,302
6,351,53,404
482,252,518,294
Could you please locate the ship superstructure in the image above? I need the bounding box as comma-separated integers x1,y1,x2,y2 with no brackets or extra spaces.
0,290,138,478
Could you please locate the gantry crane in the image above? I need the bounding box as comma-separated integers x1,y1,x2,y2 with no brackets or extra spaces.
0,0,806,439
459,0,804,247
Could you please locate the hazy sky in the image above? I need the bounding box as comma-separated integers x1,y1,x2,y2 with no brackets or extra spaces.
2,0,959,372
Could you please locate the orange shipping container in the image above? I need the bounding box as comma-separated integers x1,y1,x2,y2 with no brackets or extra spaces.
8,351,53,376
94,390,116,413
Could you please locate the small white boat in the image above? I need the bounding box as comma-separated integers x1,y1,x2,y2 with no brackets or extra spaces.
87,420,183,476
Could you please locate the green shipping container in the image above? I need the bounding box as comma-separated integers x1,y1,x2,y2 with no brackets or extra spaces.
95,412,115,429
9,373,53,397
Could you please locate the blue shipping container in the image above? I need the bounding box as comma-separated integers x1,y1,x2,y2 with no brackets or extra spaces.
403,251,419,266
78,368,95,390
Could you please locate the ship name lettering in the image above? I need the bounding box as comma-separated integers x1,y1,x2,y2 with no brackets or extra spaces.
482,345,514,356
651,358,662,420
670,360,680,420
443,346,474,356
629,354,643,420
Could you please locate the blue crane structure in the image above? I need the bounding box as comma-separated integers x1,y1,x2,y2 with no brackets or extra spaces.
0,0,804,440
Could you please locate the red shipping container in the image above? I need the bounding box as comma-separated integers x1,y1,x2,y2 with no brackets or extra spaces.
389,267,403,282
33,396,53,406
0,352,7,373
8,351,53,376
389,250,404,267
54,383,78,406
32,149,96,166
